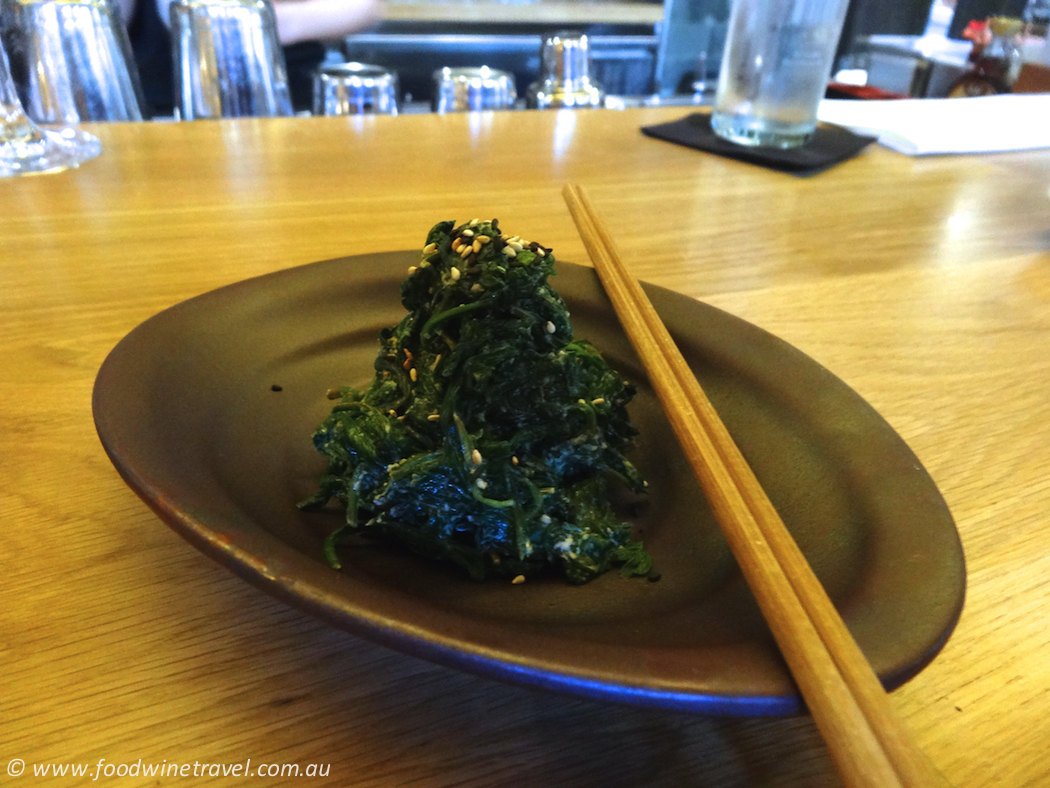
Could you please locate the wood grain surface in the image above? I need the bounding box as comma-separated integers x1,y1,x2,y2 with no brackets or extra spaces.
2,108,1048,787
379,0,664,25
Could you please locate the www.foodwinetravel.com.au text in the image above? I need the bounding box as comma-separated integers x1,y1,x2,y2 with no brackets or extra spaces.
7,758,331,780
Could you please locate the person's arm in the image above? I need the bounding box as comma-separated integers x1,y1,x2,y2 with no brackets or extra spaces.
272,0,381,46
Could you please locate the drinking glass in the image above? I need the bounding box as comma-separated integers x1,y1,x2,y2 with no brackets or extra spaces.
313,62,398,116
0,34,101,176
711,0,851,148
3,0,145,124
432,67,516,113
171,0,293,120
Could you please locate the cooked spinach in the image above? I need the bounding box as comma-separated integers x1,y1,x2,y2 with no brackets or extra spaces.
299,219,652,584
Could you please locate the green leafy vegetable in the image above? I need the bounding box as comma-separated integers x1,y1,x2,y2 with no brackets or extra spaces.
300,218,653,584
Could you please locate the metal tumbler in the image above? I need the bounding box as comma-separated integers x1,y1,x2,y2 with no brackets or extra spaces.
171,0,293,120
0,0,144,123
312,62,398,116
432,66,516,113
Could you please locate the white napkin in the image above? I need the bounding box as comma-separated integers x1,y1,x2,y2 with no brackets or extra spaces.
816,94,1050,156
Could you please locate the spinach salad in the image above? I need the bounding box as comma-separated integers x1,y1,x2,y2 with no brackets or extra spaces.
300,219,654,584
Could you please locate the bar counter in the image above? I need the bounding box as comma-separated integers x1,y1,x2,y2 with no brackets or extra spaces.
3,107,1049,787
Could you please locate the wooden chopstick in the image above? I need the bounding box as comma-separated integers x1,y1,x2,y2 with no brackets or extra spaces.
562,183,951,788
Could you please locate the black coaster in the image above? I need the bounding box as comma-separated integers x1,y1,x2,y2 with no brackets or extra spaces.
641,113,877,176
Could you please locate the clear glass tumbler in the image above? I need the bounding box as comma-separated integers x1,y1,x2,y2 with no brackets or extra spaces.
711,0,851,149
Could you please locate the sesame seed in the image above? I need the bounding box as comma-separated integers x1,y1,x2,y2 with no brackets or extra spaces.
409,368,418,382
512,575,525,585
502,246,517,258
471,448,482,465
540,514,551,524
511,456,519,465
470,283,484,293
546,321,556,334
509,241,523,252
476,478,488,490
408,265,417,275
450,267,461,281
461,228,475,237
388,409,397,416
469,218,479,226
427,413,440,421
472,239,482,254
459,245,472,259
535,248,546,258
592,397,605,405
423,242,437,255
451,238,463,252
476,235,491,244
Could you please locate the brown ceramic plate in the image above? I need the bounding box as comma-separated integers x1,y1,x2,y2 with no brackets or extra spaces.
93,252,965,716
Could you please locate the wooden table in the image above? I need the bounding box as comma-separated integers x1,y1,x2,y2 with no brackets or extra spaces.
380,0,664,25
2,108,1048,787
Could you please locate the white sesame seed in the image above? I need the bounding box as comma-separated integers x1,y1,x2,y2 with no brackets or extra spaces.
509,241,523,252
512,575,525,584
470,283,484,293
476,235,491,244
540,514,551,524
502,246,517,258
461,228,475,237
408,265,417,275
476,478,488,490
469,218,480,226
459,245,472,259
423,242,437,255
409,368,418,382
592,397,605,405
535,248,546,257
471,449,482,465
511,456,519,465
450,267,461,281
427,413,440,421
546,321,556,334
388,409,397,416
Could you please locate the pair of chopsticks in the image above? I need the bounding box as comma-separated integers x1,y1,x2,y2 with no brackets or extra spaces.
562,184,951,788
